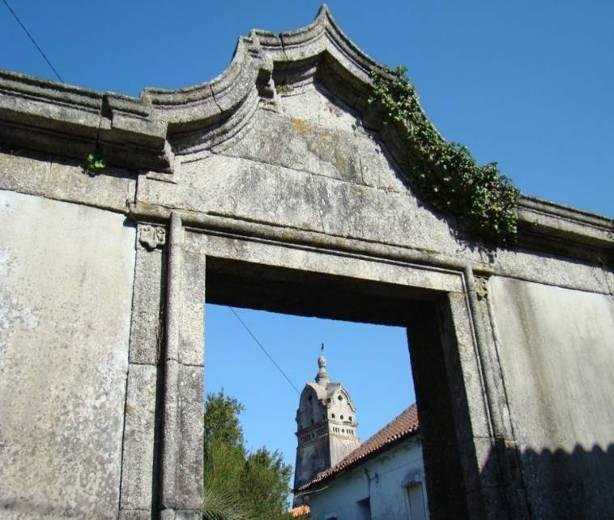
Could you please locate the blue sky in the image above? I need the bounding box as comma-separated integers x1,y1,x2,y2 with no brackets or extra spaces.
205,305,412,476
2,0,612,476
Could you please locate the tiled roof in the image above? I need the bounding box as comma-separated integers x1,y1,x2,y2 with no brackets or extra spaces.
298,403,419,491
289,504,310,517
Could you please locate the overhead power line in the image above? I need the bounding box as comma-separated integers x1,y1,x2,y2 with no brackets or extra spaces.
2,0,64,82
229,307,300,394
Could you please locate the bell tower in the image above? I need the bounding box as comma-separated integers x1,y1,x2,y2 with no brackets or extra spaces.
293,354,360,499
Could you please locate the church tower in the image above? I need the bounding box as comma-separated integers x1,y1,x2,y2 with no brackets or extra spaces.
293,354,360,496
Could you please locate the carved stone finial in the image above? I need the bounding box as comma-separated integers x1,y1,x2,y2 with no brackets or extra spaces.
139,225,166,251
316,353,329,386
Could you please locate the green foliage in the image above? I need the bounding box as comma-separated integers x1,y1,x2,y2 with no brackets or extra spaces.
83,151,106,175
204,391,245,449
204,438,245,502
203,488,251,520
203,391,293,520
240,448,293,518
369,65,520,244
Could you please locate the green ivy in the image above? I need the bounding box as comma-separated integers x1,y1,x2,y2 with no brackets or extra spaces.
83,151,106,175
369,66,519,244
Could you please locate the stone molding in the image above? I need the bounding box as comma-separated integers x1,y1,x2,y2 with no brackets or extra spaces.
0,6,612,264
0,6,372,172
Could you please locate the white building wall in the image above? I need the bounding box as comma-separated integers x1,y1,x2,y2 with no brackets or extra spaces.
308,436,428,520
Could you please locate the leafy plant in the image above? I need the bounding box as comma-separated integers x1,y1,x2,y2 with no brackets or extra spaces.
83,151,106,175
203,391,293,520
369,65,519,244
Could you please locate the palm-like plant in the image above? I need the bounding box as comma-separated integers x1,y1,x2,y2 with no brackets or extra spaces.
202,488,251,520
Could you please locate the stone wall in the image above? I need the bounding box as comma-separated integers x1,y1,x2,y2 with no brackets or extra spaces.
0,6,612,519
489,277,614,518
0,190,135,518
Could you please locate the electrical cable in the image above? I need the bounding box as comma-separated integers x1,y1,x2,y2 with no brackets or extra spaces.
229,307,300,394
2,0,64,82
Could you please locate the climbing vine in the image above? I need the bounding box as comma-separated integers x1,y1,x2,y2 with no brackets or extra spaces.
368,66,519,244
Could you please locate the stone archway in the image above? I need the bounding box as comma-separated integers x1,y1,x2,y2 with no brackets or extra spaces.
1,6,613,520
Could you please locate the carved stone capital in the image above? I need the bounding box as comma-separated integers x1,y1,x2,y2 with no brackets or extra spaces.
139,225,166,251
475,276,489,301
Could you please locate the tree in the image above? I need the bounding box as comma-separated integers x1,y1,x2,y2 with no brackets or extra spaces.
203,391,293,520
241,448,293,517
204,391,244,448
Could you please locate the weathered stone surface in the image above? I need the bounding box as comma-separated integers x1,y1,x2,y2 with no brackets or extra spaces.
0,71,171,172
190,231,464,294
130,228,165,364
0,150,136,213
491,248,609,294
119,511,153,520
248,85,405,190
141,151,462,257
179,247,206,366
160,360,204,512
0,190,135,518
0,7,612,520
159,510,201,520
120,364,158,511
176,364,204,509
489,276,614,518
444,293,492,440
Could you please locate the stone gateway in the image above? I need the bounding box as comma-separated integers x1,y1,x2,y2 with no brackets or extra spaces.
0,6,613,520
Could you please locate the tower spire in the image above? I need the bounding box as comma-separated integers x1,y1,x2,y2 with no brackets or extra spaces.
315,348,330,386
294,342,360,501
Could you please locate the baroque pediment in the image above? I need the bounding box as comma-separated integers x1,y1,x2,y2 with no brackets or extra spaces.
0,6,611,260
0,6,382,172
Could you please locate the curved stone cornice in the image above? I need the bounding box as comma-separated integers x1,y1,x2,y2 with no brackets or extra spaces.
0,5,379,172
144,5,380,151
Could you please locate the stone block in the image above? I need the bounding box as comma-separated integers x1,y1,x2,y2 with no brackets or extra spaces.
120,364,158,511
176,364,204,509
160,361,204,512
179,246,206,366
0,150,136,213
489,276,614,516
204,232,464,294
444,293,492,440
119,510,153,520
130,226,166,365
491,248,608,294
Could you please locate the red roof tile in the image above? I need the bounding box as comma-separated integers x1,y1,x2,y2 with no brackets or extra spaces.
289,504,310,517
298,403,419,491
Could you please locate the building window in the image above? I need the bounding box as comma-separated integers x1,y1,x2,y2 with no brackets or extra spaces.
406,482,427,520
357,497,371,520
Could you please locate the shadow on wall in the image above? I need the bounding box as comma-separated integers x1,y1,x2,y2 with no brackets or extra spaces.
483,442,614,520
